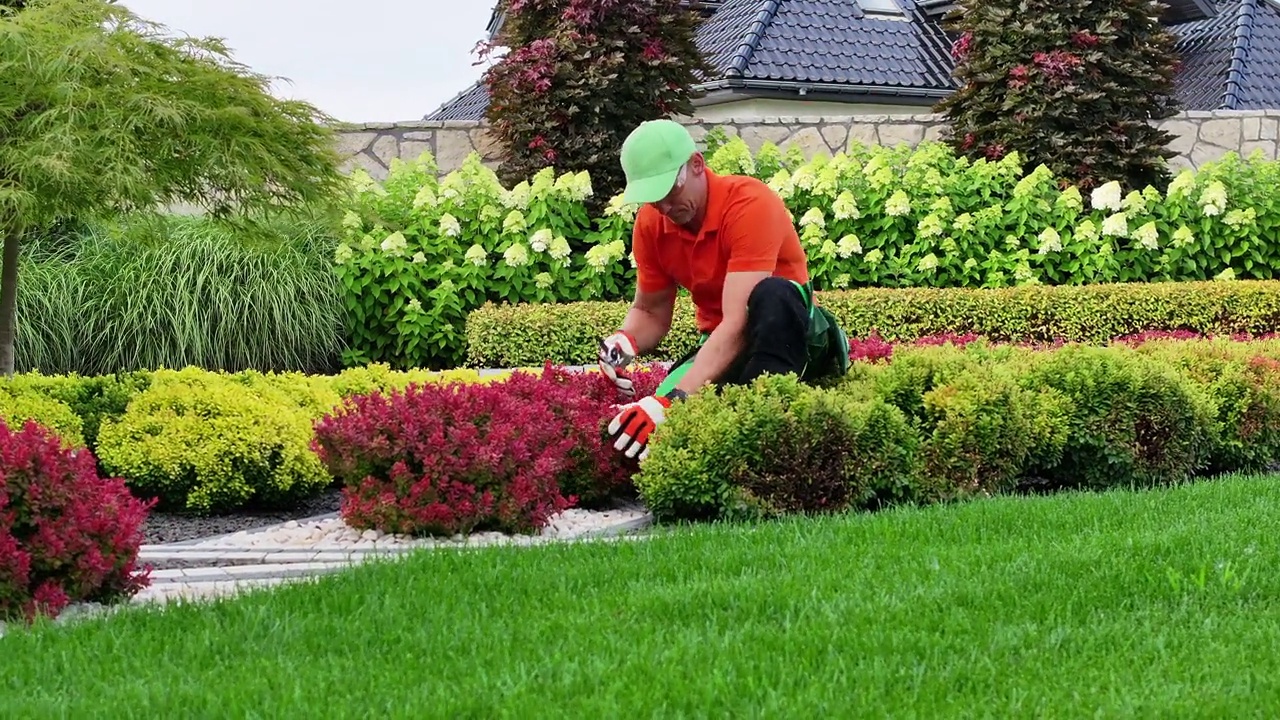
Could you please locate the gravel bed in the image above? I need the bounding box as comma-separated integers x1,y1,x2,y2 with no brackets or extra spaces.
141,489,344,545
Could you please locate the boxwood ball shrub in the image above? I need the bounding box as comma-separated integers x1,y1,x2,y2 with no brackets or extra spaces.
95,367,332,514
0,419,153,623
312,364,668,538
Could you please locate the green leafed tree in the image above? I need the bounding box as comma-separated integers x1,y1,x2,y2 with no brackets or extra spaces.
0,0,346,375
480,0,712,211
933,0,1184,192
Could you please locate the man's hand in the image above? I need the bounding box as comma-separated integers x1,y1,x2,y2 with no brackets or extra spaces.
607,394,674,461
598,330,639,397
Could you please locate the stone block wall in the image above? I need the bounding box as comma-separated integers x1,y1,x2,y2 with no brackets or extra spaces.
335,110,1280,181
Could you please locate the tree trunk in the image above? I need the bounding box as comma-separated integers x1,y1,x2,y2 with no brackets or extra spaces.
0,224,20,377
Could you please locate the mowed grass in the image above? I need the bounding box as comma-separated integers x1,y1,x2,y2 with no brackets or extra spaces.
7,475,1280,717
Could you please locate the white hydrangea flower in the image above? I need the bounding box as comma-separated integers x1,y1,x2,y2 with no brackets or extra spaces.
1200,180,1228,216
333,243,354,265
504,210,527,235
1224,207,1255,229
833,273,851,289
1090,181,1124,212
1134,221,1159,250
1076,219,1100,242
953,213,974,232
380,231,408,255
413,185,437,209
529,228,553,253
464,244,488,267
1056,186,1083,213
836,234,862,258
917,253,939,272
864,248,884,265
768,169,794,198
1171,225,1195,247
341,211,363,234
1037,227,1062,255
790,165,816,191
832,191,860,221
535,272,554,289
1166,170,1196,199
504,181,531,210
1216,267,1237,281
407,298,423,313
549,235,571,260
439,213,461,238
799,207,826,229
885,190,911,217
1101,212,1128,238
412,251,427,264
1121,190,1147,214
917,214,945,238
503,243,530,267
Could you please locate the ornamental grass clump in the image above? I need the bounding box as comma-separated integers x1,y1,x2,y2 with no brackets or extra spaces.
0,419,153,623
311,363,667,537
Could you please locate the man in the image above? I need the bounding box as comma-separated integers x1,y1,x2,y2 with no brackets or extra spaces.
601,119,850,461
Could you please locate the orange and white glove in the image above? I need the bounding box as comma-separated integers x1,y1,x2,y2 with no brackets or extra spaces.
607,390,684,461
597,330,639,398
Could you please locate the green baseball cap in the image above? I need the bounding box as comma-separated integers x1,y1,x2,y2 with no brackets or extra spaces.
620,119,697,204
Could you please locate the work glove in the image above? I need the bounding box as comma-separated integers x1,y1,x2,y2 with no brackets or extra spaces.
597,330,639,398
607,390,686,461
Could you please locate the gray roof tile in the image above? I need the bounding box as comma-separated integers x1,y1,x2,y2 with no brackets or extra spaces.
425,0,1278,120
1174,0,1280,109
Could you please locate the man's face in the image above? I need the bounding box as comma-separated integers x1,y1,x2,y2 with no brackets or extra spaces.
651,156,705,226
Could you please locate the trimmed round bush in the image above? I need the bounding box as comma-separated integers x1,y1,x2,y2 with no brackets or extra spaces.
0,419,152,622
95,367,332,514
637,373,921,522
1016,345,1219,491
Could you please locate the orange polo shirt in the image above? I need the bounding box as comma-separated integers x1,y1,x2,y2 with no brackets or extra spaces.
631,169,809,334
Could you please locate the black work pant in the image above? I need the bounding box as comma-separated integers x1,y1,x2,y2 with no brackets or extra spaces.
655,277,812,394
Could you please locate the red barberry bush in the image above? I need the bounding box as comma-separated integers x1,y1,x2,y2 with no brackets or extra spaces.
311,363,667,537
0,420,153,623
479,0,712,208
934,0,1183,191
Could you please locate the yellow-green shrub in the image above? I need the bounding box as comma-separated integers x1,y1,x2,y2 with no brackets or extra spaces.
465,279,1280,367
0,370,151,451
0,391,85,449
95,367,331,513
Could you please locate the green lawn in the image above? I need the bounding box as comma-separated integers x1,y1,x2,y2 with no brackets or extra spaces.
6,475,1280,717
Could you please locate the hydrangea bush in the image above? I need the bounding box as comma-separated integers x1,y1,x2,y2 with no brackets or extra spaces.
339,139,1279,371
336,152,634,369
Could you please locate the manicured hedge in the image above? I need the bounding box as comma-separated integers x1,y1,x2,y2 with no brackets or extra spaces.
465,278,1280,367
635,336,1280,523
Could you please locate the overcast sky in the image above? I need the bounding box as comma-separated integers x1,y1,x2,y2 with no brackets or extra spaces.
118,0,496,123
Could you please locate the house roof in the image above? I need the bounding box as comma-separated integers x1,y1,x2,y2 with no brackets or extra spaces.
1175,0,1280,109
426,0,1280,121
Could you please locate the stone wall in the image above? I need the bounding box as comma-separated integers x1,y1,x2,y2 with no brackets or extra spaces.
335,110,1280,181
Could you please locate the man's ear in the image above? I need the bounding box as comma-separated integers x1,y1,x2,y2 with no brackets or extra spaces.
688,152,706,174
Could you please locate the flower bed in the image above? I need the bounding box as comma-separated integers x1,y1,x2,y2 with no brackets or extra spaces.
465,278,1280,367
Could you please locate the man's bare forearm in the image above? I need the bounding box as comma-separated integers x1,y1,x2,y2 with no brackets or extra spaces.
620,304,671,355
673,321,745,394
